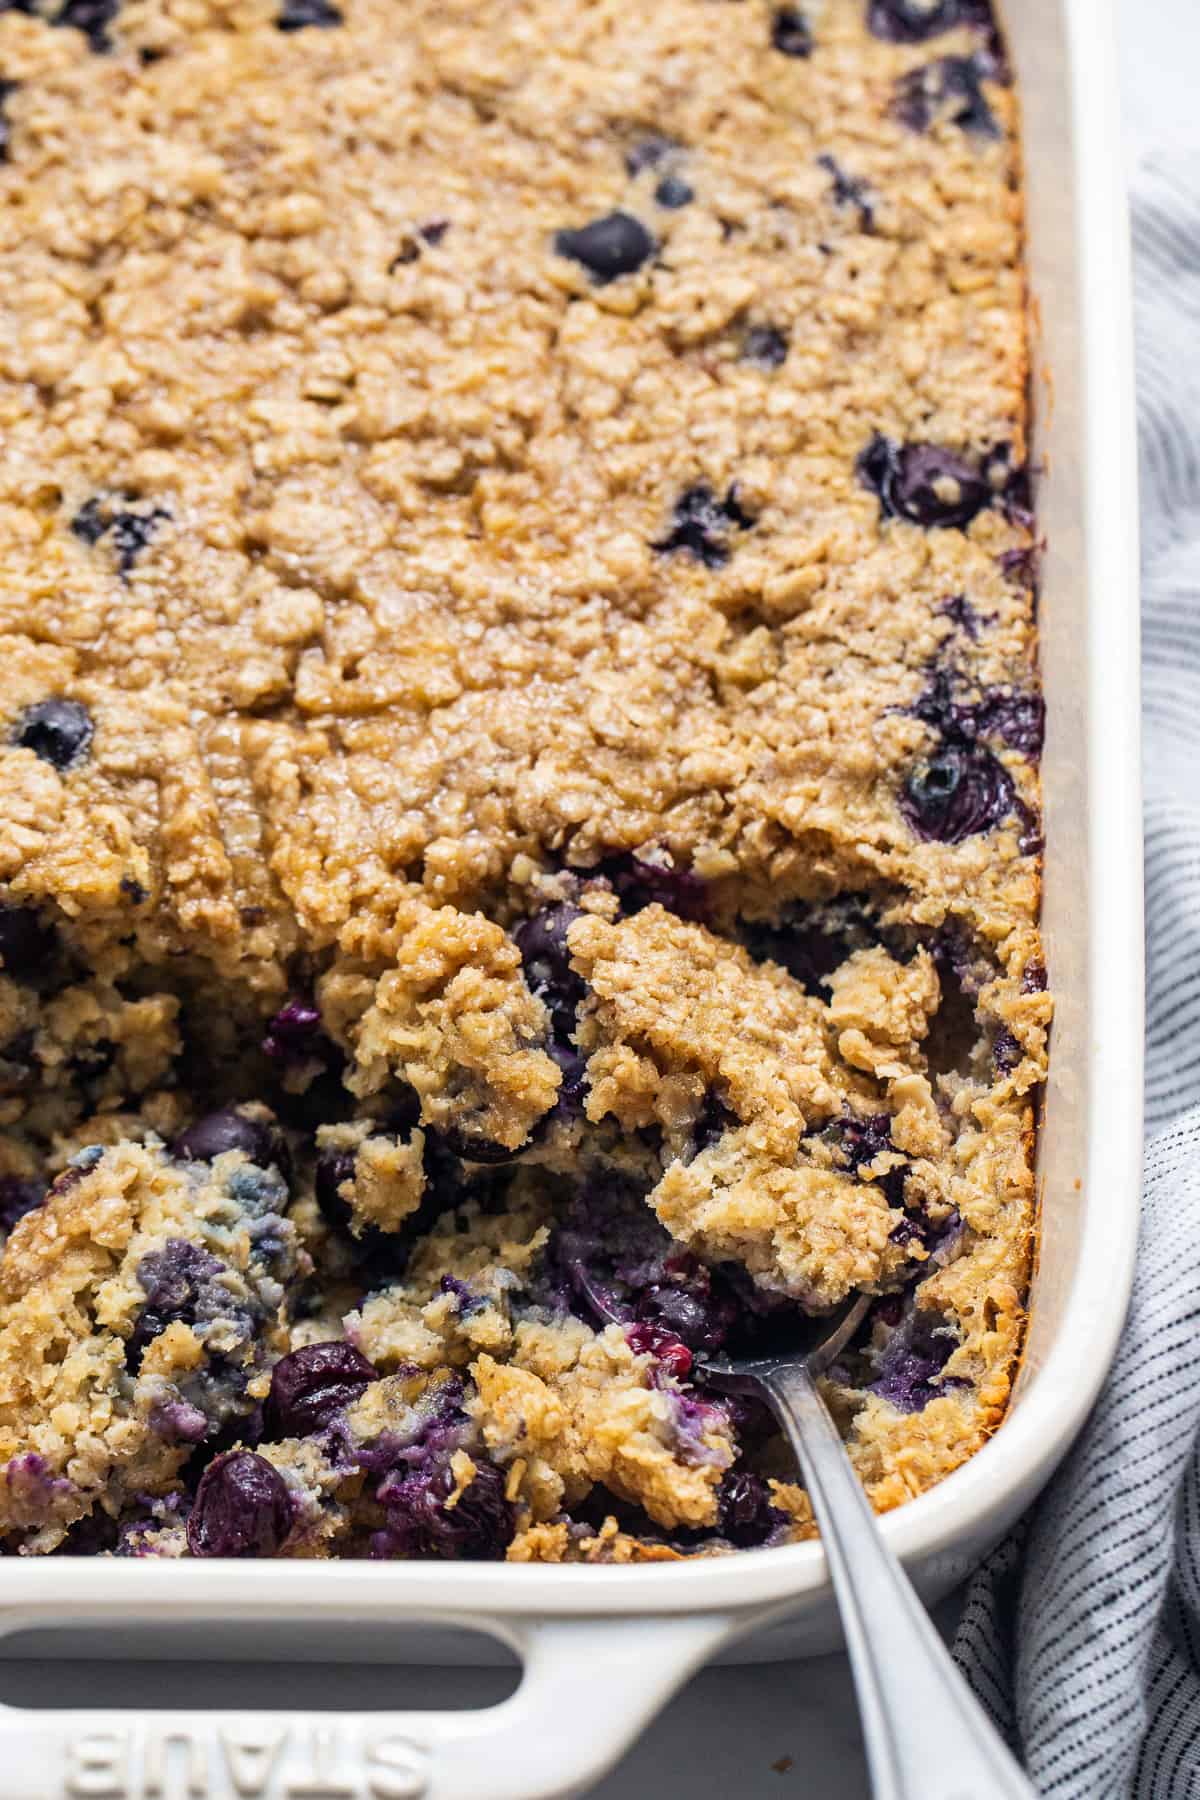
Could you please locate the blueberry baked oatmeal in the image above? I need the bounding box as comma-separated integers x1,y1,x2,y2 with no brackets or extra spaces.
0,0,1048,1561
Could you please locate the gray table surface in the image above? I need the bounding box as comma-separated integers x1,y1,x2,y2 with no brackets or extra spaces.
0,3,1184,1795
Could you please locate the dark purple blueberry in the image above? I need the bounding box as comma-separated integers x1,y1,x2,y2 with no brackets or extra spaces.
372,1452,513,1561
126,1238,225,1369
738,899,879,994
1022,961,1047,995
972,690,1045,758
277,0,342,25
262,994,323,1062
822,1112,908,1207
601,851,710,921
120,875,148,903
859,436,992,530
936,593,984,639
870,1308,960,1413
545,1039,588,1121
264,1342,378,1439
440,1273,483,1317
69,496,169,570
742,324,789,369
13,699,94,771
652,482,755,568
655,173,694,209
692,1092,736,1155
542,1173,737,1351
0,78,16,162
717,1471,787,1548
515,904,585,1039
770,6,812,56
625,1319,693,1379
895,55,999,136
992,1027,1021,1074
315,1148,358,1233
419,218,449,246
867,0,999,48
997,543,1039,586
554,212,656,284
624,136,675,176
901,743,1015,843
435,1126,524,1166
187,1451,293,1558
0,904,57,981
0,1176,45,1233
817,154,874,231
171,1106,287,1172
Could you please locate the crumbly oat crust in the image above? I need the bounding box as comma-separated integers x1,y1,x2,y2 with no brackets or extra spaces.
0,0,1048,1559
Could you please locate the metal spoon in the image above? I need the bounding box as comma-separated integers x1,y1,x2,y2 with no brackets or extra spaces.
700,1297,1036,1800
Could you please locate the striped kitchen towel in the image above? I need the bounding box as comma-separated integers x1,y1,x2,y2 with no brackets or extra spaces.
951,147,1200,1798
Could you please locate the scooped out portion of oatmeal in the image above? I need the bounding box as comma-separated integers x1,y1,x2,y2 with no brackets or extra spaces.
0,0,1046,1559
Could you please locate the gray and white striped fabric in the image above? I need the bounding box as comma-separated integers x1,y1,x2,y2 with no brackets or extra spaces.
950,148,1200,1797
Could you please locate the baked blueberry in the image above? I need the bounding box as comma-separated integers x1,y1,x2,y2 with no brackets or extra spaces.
655,174,694,209
262,994,323,1062
372,1448,513,1561
187,1450,293,1557
717,1471,786,1548
972,689,1045,757
870,1308,960,1413
817,154,874,232
770,7,812,57
277,0,342,27
624,136,675,176
901,743,1015,843
70,496,170,572
264,1342,378,1438
126,1238,227,1370
515,904,585,1038
741,324,788,369
0,1175,45,1233
895,55,998,136
554,212,656,284
171,1106,288,1173
858,436,992,530
651,483,755,568
867,0,998,46
936,594,984,640
0,905,58,982
13,699,94,771
0,78,16,163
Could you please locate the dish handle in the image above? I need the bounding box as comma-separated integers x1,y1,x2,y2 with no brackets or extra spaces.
0,1609,743,1800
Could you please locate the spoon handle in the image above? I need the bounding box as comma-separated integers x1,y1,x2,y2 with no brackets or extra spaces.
761,1360,1036,1800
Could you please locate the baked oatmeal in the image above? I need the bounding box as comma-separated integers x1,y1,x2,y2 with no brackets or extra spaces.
0,0,1048,1559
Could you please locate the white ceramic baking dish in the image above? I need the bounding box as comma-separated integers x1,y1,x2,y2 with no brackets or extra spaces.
0,0,1142,1793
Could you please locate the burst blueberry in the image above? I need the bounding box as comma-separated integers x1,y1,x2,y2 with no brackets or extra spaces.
867,0,1000,47
276,0,342,26
13,699,94,771
655,174,694,209
901,743,1015,844
126,1238,225,1370
770,7,812,56
858,436,992,530
741,324,788,369
717,1471,786,1548
895,55,999,136
0,904,58,982
264,1342,378,1439
187,1451,293,1558
172,1106,288,1173
555,212,656,284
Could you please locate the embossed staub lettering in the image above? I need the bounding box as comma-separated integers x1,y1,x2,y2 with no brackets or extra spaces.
62,1724,430,1800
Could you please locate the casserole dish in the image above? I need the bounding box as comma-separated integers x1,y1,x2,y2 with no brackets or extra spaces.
0,0,1142,1794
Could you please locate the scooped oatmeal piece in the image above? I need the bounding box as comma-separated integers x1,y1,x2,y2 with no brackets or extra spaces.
0,1120,302,1551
